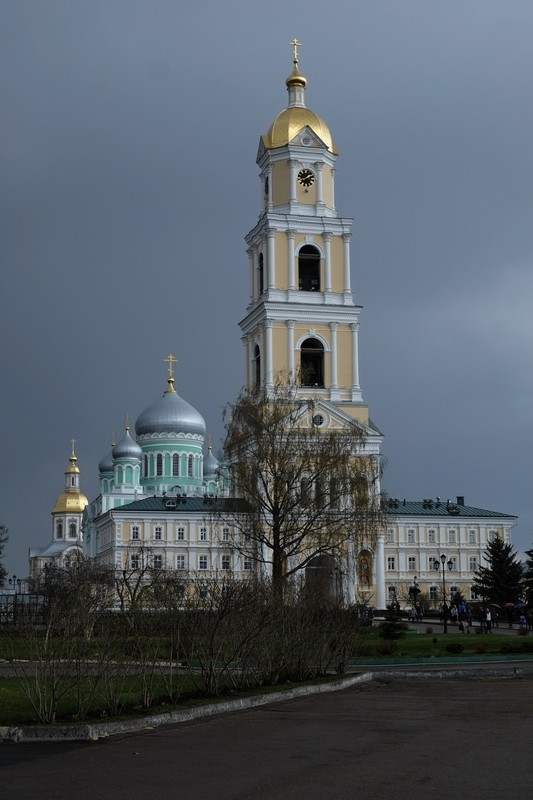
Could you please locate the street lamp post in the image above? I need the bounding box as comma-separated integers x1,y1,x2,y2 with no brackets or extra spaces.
435,554,453,633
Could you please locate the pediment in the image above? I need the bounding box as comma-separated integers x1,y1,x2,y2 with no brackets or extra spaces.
288,125,328,150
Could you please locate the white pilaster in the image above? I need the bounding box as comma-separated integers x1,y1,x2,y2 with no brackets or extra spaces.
287,320,295,381
267,228,276,289
265,320,273,388
287,230,296,290
375,533,386,609
323,232,332,292
343,233,352,295
329,322,338,388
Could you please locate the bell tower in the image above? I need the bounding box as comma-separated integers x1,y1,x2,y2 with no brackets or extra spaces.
239,41,378,434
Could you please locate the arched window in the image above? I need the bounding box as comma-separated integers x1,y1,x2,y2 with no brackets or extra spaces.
298,245,320,292
172,453,179,476
253,344,261,387
143,455,148,477
188,454,194,478
258,253,264,294
300,338,324,387
156,454,163,476
56,522,63,539
69,523,77,538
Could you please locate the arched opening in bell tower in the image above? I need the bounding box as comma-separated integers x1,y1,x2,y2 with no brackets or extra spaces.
298,245,320,292
300,338,324,387
253,344,261,386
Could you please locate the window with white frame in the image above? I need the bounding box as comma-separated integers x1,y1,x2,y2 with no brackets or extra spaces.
131,554,139,570
386,529,394,543
176,555,185,570
450,585,458,596
429,586,438,601
221,555,230,571
429,556,439,571
408,556,417,571
407,529,415,543
243,557,252,571
154,526,162,540
199,527,207,541
488,530,497,542
469,588,478,601
244,529,251,542
448,557,458,571
177,527,185,541
387,556,396,571
153,555,162,570
448,530,456,544
132,526,140,540
468,530,476,544
387,586,396,601
428,529,436,544
222,527,230,541
469,556,477,571
199,555,208,570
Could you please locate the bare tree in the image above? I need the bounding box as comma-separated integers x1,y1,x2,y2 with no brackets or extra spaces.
222,382,385,602
0,524,8,587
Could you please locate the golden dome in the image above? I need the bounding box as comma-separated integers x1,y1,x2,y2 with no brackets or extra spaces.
53,491,88,514
263,106,337,154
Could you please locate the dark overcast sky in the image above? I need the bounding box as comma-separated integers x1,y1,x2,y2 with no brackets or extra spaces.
1,0,532,578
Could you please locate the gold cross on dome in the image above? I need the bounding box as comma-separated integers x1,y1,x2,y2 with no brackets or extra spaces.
290,37,302,64
70,438,76,455
164,353,177,380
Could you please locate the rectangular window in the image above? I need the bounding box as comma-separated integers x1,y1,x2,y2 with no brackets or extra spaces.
154,526,162,540
222,527,230,541
176,555,185,570
408,556,417,571
132,526,140,540
387,586,396,601
488,530,497,542
407,529,415,543
199,555,208,570
387,557,396,571
469,556,477,571
199,527,207,541
221,555,231,570
449,557,458,571
428,529,436,544
131,554,139,570
429,556,439,571
386,529,394,543
177,527,185,541
429,587,438,601
468,530,476,544
153,554,162,570
448,530,456,544
243,557,252,571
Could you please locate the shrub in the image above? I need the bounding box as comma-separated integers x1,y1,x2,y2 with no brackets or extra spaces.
517,628,529,637
445,643,464,655
425,626,433,635
473,641,488,654
376,640,398,656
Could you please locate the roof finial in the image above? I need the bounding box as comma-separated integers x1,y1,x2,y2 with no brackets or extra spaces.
124,412,131,430
164,353,177,393
290,37,302,67
70,438,77,460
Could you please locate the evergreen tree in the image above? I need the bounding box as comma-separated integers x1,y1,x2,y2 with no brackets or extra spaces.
522,547,533,605
471,537,523,605
0,524,8,587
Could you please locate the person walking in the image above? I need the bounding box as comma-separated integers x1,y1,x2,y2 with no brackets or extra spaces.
485,608,492,633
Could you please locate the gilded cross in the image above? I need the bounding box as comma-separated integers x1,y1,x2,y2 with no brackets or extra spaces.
290,37,302,65
164,353,177,380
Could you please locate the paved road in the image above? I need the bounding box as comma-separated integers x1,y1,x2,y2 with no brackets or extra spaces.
1,674,532,799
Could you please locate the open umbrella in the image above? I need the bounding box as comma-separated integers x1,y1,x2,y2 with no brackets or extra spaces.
504,602,515,609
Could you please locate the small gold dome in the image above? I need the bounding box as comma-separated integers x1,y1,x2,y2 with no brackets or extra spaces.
263,106,337,154
53,492,88,514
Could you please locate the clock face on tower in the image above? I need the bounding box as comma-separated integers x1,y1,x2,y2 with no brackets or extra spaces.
297,168,315,188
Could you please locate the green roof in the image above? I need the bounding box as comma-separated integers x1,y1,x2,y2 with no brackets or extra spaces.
385,498,517,519
116,495,250,514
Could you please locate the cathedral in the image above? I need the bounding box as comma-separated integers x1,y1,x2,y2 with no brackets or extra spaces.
29,44,517,608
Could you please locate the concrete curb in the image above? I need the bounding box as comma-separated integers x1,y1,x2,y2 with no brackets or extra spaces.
2,664,533,743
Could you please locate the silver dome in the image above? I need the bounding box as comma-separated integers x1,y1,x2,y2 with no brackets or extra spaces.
112,428,142,461
135,384,206,438
98,449,114,474
203,446,219,476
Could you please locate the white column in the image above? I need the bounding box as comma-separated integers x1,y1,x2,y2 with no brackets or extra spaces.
315,162,324,208
267,229,276,289
265,320,273,388
247,249,255,300
323,232,332,292
329,322,338,388
287,230,296,290
287,320,295,382
331,168,336,211
267,165,273,210
343,233,352,294
350,322,360,390
289,159,298,203
375,533,386,609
